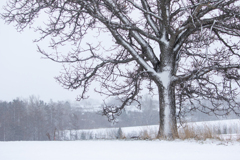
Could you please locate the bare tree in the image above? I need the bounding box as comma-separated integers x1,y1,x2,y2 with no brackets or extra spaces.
2,0,240,139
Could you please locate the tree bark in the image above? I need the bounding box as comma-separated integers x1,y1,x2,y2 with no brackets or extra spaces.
156,44,178,139
158,82,178,139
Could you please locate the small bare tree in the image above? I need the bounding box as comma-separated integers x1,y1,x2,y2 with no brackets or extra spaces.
2,0,240,139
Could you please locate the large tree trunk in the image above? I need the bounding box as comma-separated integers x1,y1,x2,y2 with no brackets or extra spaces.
158,82,178,139
156,44,178,139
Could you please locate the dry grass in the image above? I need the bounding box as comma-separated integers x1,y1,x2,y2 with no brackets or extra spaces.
178,123,216,140
178,122,240,141
138,127,158,140
140,129,151,140
178,125,196,140
236,134,240,141
201,124,214,140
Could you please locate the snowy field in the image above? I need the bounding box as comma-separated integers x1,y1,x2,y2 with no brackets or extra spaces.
0,140,240,160
59,119,240,140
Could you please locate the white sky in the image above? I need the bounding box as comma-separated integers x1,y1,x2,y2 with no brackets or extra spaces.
0,0,103,102
0,0,154,104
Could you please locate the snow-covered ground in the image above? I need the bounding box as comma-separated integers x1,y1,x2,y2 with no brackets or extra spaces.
0,140,239,160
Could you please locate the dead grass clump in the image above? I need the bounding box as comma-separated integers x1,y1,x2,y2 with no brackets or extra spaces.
139,129,151,140
178,124,216,140
236,134,240,141
137,126,158,140
201,125,214,140
178,125,197,140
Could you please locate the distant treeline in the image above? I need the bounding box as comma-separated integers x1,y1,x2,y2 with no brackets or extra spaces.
0,95,238,141
0,95,159,141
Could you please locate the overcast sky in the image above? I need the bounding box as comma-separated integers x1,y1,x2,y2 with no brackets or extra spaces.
0,0,103,102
